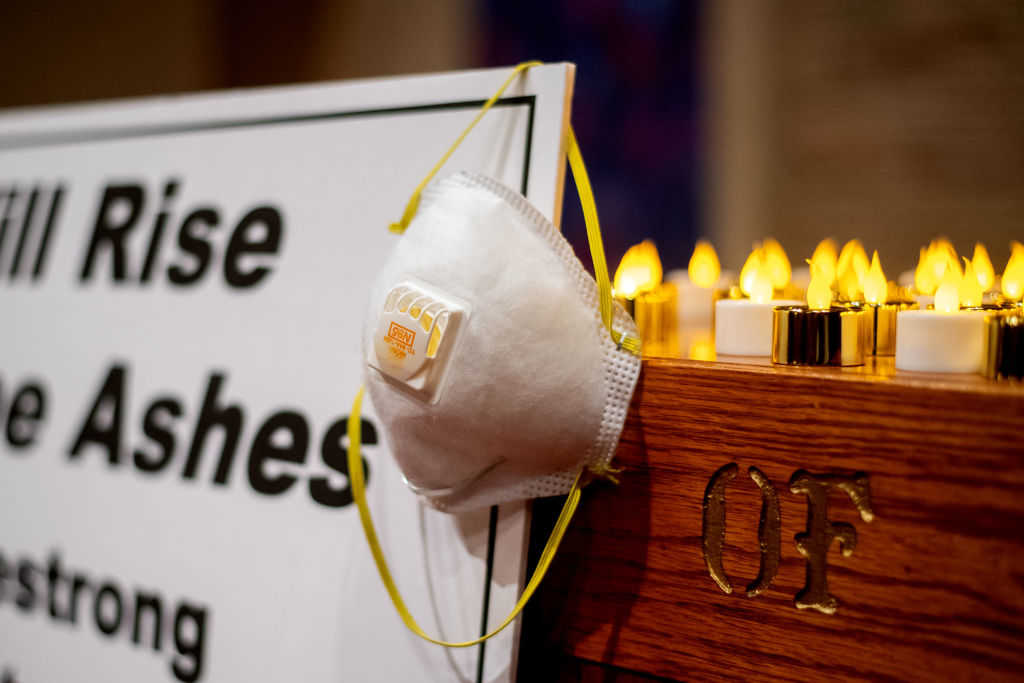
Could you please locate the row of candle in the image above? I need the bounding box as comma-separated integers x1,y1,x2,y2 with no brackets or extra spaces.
613,237,1024,379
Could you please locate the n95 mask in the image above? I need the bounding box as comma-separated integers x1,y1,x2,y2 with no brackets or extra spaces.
362,171,641,511
345,61,642,649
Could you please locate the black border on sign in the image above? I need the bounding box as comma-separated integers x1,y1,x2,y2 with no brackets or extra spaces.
0,95,538,222
1,93,537,683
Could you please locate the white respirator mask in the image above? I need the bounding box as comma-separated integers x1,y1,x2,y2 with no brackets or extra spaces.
346,62,642,647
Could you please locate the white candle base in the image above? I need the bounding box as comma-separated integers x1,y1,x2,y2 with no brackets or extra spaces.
895,309,987,373
715,298,801,356
667,270,734,329
673,280,714,327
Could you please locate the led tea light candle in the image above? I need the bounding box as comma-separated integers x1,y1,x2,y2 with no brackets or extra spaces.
771,262,866,366
613,240,679,355
715,246,800,357
862,251,917,356
895,267,987,373
667,239,724,328
613,239,662,317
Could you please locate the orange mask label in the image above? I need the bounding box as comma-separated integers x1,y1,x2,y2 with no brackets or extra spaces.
385,321,416,358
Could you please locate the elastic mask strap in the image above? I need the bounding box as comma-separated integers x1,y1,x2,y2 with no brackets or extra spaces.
389,61,641,356
389,60,542,235
347,385,583,648
565,127,643,355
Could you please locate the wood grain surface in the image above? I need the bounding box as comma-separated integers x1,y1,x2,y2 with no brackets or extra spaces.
519,357,1024,682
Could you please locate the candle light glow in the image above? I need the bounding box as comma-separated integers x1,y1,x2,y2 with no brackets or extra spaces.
749,264,773,304
971,243,995,291
807,261,833,310
915,239,961,296
739,245,763,297
836,239,869,301
1002,244,1024,302
688,240,720,288
613,240,662,298
914,247,934,295
762,238,792,290
934,267,961,314
863,251,887,305
960,258,983,308
810,238,839,287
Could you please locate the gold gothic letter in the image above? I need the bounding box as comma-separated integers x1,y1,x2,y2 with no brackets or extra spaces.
702,464,781,597
789,470,874,615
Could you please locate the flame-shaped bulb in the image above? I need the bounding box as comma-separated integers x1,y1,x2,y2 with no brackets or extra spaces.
837,239,869,297
914,247,935,295
971,243,995,291
613,240,662,299
928,238,958,282
863,251,887,305
959,257,983,307
762,238,791,289
811,238,839,286
806,260,833,310
934,266,961,313
739,245,763,297
688,240,720,288
1003,246,1024,302
749,265,773,304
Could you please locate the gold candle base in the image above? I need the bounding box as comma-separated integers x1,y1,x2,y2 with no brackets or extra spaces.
771,306,866,366
615,295,636,318
635,283,679,358
865,301,917,356
966,302,1019,312
985,311,1024,380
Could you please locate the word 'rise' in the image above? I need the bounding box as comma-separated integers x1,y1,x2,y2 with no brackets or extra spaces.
0,179,284,288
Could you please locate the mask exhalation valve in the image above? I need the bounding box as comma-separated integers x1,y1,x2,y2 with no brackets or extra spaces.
370,281,467,402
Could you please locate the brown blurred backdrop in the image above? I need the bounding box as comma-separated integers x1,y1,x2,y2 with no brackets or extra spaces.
708,0,1024,274
2,0,1021,273
0,0,475,104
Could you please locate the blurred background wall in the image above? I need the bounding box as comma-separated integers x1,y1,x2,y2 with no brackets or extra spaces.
709,0,1024,274
1,0,1021,274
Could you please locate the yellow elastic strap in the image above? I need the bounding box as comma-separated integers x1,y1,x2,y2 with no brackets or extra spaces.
347,385,583,647
389,61,641,355
565,127,642,355
389,60,542,235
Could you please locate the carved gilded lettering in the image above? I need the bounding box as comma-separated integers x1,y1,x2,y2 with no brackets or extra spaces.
701,463,781,597
746,466,781,597
702,463,737,594
789,470,874,615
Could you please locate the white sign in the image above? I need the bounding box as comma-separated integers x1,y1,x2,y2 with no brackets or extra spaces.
0,64,575,683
